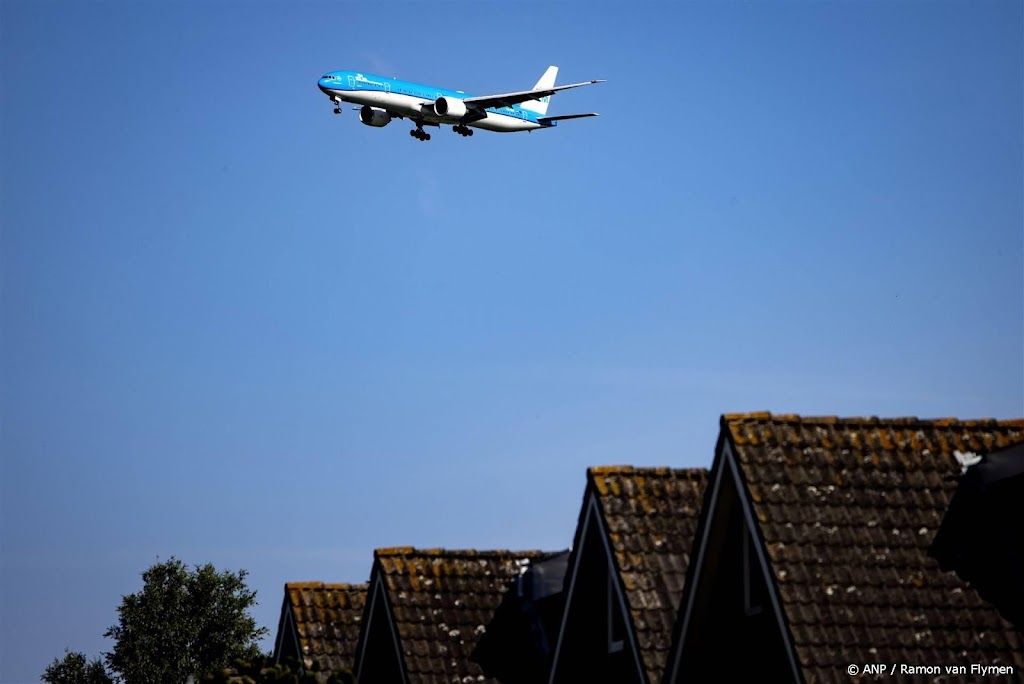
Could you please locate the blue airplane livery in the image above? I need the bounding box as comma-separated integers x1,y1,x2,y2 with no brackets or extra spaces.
317,66,604,141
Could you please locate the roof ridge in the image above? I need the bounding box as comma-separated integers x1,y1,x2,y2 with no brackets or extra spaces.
374,546,552,558
284,581,368,590
722,411,1024,427
589,465,709,479
374,546,416,556
589,465,636,475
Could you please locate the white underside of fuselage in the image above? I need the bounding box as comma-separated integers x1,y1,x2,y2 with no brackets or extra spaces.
322,88,542,133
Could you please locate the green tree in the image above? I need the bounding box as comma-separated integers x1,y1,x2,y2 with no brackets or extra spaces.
104,557,268,684
42,649,114,684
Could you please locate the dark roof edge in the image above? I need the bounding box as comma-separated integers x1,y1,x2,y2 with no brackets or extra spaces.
663,420,803,684
547,486,650,684
353,557,409,684
719,430,805,684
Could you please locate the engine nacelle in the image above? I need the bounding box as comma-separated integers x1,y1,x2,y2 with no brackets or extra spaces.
359,106,392,127
433,96,468,120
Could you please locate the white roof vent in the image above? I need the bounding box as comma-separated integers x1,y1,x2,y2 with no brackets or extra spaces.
954,450,982,473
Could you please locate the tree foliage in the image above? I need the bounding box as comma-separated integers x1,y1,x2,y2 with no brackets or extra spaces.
42,649,114,684
103,557,268,684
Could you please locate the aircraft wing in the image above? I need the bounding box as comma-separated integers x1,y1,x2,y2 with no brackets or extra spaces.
537,113,599,123
462,80,605,110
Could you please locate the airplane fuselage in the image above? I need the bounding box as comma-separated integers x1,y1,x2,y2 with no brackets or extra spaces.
317,70,548,132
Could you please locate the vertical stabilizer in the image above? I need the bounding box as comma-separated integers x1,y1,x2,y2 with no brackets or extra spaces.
522,66,558,115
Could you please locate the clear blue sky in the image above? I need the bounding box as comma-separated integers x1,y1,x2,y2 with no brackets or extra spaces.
2,1,1021,681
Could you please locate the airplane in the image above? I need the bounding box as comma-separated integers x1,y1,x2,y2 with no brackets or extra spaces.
316,66,604,141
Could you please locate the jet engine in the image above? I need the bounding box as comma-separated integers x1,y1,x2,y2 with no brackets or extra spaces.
359,106,392,127
433,96,468,120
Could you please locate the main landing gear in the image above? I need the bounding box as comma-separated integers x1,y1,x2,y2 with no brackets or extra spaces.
410,127,430,141
453,125,474,137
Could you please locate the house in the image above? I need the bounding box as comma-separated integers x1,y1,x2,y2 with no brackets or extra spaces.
548,466,709,684
273,582,367,675
663,412,1024,683
353,547,565,684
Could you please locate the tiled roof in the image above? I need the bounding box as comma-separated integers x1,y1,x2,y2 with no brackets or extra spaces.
284,582,367,672
374,547,558,683
723,412,1024,681
590,466,709,684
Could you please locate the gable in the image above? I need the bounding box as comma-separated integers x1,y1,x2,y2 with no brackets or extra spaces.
665,441,801,683
591,466,708,683
549,490,649,684
273,601,303,667
354,573,406,684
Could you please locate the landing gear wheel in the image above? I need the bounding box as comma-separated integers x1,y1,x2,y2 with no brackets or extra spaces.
334,108,341,115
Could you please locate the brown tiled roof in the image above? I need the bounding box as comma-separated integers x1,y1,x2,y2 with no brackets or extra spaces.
723,412,1024,681
590,466,709,684
374,547,557,683
284,582,366,672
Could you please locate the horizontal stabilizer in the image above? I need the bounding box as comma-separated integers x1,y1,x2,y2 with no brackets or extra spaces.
538,113,600,124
